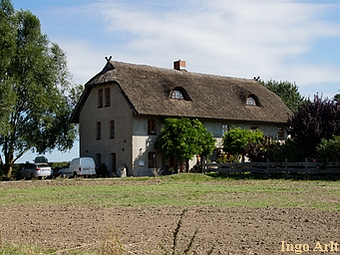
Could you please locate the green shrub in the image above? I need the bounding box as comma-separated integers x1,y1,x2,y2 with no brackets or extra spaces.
316,136,340,162
269,139,304,162
97,163,109,178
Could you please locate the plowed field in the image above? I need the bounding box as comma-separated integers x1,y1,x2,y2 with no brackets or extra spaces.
0,178,338,254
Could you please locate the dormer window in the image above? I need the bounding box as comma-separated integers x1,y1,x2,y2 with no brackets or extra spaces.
246,95,259,106
171,90,184,100
246,97,256,106
170,87,190,101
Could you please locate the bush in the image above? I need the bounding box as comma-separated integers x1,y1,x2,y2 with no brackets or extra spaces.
97,163,109,178
246,139,305,163
245,137,269,162
223,128,263,162
316,136,340,162
271,139,305,162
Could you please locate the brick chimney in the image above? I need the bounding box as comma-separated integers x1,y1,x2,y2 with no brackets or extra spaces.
174,59,186,71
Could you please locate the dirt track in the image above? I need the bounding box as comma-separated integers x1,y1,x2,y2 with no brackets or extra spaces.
0,181,339,254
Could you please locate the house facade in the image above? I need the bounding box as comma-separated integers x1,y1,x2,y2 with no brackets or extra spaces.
71,59,292,176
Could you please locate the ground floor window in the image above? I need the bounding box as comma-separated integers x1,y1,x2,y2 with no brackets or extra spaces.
111,153,116,176
96,153,101,166
148,152,156,168
222,124,229,137
278,126,284,140
148,119,156,135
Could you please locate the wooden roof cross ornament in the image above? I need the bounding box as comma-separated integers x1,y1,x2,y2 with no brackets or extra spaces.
105,56,112,62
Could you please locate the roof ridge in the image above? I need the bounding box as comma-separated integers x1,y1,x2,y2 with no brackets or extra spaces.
110,60,255,82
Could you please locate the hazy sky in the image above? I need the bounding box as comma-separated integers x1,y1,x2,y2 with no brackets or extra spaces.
10,0,340,163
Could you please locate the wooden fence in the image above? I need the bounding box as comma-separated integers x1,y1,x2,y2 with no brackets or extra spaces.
203,159,340,177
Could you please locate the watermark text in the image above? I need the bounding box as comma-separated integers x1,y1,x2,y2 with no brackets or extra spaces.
281,241,339,254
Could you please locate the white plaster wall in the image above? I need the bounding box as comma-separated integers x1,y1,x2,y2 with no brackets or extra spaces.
78,83,133,176
132,117,161,176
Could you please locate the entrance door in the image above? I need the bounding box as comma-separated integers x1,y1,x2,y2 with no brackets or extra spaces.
111,153,116,177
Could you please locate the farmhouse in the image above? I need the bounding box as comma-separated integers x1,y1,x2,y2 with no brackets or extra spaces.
71,59,292,176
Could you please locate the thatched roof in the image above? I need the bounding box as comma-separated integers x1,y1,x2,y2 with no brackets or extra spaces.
71,60,292,124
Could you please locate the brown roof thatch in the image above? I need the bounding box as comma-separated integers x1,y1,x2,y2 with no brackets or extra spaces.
71,60,292,124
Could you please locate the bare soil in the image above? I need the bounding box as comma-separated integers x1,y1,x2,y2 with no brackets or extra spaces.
0,180,338,255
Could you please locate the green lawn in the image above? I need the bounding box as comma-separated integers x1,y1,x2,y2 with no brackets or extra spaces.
0,173,339,210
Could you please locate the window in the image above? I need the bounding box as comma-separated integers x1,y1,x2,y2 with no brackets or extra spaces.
96,122,101,140
170,87,190,100
111,153,116,175
246,97,256,106
105,87,110,107
148,152,156,168
96,153,101,166
110,120,115,139
148,119,156,135
222,124,229,137
98,89,103,108
171,90,184,100
278,127,284,140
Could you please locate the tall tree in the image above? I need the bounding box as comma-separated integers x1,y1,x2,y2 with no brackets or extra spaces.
0,0,79,178
335,92,340,134
260,79,304,112
154,118,215,172
0,0,15,129
288,94,338,158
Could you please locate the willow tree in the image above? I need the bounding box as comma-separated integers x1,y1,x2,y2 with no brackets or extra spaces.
0,0,79,178
155,118,216,172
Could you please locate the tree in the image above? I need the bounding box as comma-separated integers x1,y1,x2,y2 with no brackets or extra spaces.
288,94,338,159
335,92,340,133
154,118,216,172
222,127,263,162
0,0,79,178
260,79,304,112
0,0,15,130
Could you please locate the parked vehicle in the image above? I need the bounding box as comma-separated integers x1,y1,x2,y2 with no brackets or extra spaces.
58,157,96,178
20,163,54,180
57,167,70,178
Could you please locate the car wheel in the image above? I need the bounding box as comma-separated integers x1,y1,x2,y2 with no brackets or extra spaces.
31,173,36,180
73,172,77,179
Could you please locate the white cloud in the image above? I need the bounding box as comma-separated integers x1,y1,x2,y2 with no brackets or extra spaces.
58,0,340,98
56,40,109,84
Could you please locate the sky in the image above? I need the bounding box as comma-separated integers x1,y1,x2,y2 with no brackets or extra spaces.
10,0,340,163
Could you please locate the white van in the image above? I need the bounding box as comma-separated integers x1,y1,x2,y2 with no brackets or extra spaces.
59,157,96,178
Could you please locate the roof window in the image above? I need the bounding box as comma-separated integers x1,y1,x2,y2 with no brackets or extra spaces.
246,95,259,106
170,87,190,101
